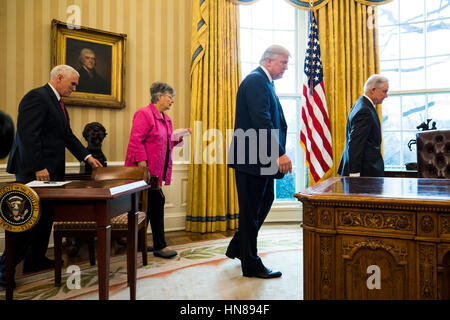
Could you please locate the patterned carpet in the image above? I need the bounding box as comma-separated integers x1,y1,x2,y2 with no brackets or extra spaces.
0,224,303,300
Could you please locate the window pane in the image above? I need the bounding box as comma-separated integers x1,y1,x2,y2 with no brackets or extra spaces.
380,60,400,91
427,93,450,129
251,0,273,29
399,22,424,59
399,0,425,24
426,19,450,56
239,28,253,63
380,0,450,171
378,1,399,26
241,62,254,79
251,29,273,62
426,55,450,89
286,133,298,162
276,172,296,200
382,96,401,130
403,131,418,165
426,0,450,20
383,131,401,167
239,5,252,28
273,0,296,30
379,26,399,60
400,58,426,90
280,98,298,130
401,95,426,130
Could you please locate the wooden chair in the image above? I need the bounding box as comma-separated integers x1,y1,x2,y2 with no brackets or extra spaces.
53,166,150,279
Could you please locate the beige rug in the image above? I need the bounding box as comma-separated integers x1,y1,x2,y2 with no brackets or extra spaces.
0,225,303,300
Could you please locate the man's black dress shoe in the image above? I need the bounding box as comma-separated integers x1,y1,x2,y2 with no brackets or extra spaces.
243,267,282,279
153,249,177,259
23,257,61,273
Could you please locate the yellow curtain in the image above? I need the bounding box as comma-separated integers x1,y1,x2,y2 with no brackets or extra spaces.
186,0,241,233
308,0,380,185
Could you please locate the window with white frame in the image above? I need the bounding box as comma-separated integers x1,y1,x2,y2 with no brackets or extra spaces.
239,0,308,201
378,0,450,170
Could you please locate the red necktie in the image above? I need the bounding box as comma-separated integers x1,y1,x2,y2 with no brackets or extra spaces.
59,99,67,126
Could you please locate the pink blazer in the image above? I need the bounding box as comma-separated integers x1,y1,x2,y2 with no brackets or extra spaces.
125,103,181,186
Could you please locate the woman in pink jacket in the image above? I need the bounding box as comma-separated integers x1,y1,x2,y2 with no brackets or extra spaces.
125,82,191,258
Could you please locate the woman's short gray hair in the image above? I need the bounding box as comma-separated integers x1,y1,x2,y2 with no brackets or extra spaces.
50,64,79,80
259,44,291,65
150,82,175,104
364,74,389,93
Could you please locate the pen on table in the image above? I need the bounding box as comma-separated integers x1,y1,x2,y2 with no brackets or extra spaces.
43,181,57,184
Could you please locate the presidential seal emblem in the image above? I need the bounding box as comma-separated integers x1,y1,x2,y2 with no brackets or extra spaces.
0,184,40,232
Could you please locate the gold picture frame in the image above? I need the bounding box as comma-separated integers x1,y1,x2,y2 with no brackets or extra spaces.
51,19,126,109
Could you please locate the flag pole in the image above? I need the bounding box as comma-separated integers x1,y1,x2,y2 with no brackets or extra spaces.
308,5,314,96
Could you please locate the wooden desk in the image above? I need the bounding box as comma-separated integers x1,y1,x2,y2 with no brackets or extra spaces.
4,180,149,300
295,177,450,300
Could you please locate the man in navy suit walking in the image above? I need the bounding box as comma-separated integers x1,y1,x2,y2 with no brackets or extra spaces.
338,74,389,177
226,45,292,279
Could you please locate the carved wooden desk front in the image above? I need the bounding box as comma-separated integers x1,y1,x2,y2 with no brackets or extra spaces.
295,177,450,300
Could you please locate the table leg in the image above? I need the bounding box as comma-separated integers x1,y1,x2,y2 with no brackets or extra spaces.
96,224,111,300
5,231,15,300
54,233,63,286
127,209,138,299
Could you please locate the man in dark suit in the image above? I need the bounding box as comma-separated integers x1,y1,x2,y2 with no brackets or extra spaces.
338,74,389,177
76,48,110,95
0,64,102,287
226,45,292,279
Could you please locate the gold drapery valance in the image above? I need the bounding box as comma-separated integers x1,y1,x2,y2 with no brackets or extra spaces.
229,0,393,10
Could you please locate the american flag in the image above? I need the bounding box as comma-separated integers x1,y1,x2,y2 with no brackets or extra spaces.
300,9,333,183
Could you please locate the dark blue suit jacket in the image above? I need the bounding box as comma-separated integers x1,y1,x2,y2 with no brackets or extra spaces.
7,84,89,180
337,95,384,177
228,67,287,179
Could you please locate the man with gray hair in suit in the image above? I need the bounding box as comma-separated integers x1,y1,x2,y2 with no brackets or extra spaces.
0,64,102,288
338,74,389,177
226,44,292,279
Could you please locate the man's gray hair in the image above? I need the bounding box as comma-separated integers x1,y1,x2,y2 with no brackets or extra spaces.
364,74,389,93
50,64,79,80
150,82,175,104
79,48,96,63
259,44,291,65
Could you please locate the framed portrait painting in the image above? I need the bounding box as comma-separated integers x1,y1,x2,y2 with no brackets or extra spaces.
51,19,126,108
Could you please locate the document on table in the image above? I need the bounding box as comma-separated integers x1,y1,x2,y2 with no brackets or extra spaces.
109,180,148,195
26,181,72,187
